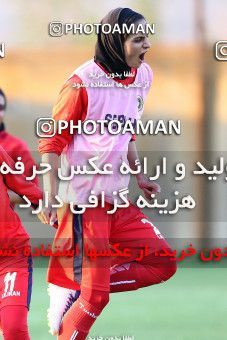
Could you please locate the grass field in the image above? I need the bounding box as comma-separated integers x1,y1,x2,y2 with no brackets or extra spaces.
28,263,227,340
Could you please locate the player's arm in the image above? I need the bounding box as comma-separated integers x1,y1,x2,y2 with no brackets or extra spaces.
38,75,88,225
16,142,39,186
127,140,160,199
8,190,25,204
6,138,40,204
38,74,87,156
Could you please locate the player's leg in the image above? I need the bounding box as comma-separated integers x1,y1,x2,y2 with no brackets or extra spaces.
109,203,177,292
0,257,32,339
58,205,112,340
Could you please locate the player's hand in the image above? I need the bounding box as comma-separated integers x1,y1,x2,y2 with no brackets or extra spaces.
137,174,161,200
37,207,57,227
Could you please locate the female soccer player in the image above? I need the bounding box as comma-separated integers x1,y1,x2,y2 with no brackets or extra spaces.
38,8,177,339
0,145,42,339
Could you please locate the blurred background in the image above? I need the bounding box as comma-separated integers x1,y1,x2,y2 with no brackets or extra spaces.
0,0,227,339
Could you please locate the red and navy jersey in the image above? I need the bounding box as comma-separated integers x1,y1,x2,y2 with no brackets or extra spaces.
0,130,39,186
0,145,42,248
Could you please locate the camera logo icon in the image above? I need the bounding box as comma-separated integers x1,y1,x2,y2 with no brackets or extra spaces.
36,118,56,138
215,41,227,61
49,22,64,37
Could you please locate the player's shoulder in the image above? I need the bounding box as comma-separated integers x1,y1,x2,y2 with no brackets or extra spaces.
75,59,94,73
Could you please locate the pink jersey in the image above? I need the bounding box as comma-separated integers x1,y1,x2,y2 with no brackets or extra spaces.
59,60,153,204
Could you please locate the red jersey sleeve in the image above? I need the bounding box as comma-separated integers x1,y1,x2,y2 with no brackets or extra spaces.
38,74,88,156
0,132,39,186
0,146,42,206
12,139,39,186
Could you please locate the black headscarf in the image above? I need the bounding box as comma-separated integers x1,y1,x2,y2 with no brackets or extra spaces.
94,8,144,78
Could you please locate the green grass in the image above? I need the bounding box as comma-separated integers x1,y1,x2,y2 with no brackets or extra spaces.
28,263,227,340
